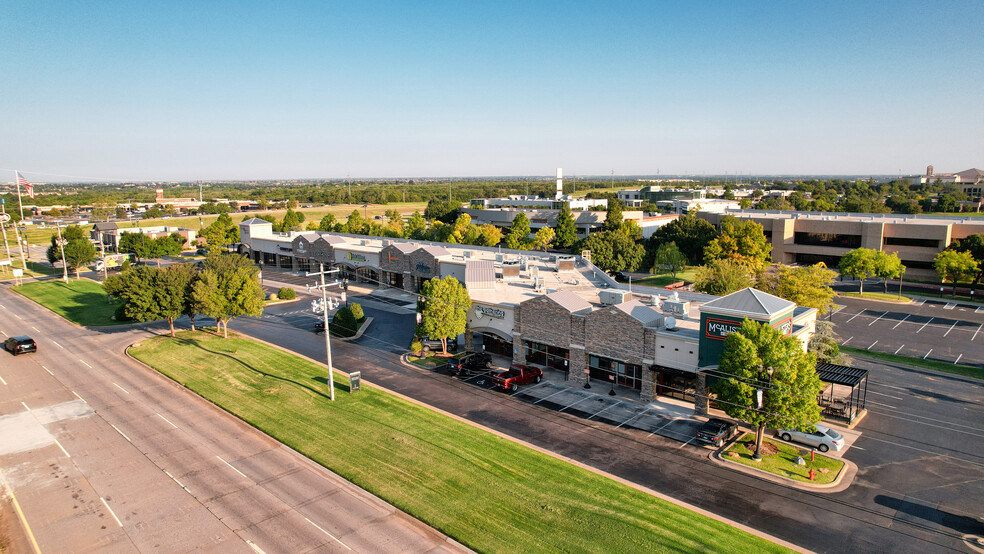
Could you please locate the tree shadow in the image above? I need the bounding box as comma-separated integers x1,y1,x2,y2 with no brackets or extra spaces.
874,495,982,535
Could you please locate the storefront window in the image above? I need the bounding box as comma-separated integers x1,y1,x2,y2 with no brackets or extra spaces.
479,332,512,356
525,341,569,373
588,355,642,390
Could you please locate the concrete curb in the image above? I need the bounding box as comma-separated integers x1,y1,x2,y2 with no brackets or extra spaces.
709,437,858,494
339,317,372,341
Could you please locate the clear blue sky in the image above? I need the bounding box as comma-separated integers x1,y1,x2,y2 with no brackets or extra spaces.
2,1,981,181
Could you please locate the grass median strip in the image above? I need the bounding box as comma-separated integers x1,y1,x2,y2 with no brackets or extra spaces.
842,346,984,381
722,434,843,485
130,330,788,553
13,279,123,326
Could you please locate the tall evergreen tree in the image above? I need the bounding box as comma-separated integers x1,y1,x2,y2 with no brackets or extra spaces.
555,203,578,249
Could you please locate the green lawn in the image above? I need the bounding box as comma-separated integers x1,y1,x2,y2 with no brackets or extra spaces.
130,331,788,554
723,434,843,484
0,258,54,280
632,268,698,288
841,346,984,381
838,291,911,302
13,279,123,326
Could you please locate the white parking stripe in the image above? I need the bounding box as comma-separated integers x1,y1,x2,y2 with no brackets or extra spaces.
532,388,568,405
869,390,904,400
954,354,963,364
944,321,958,337
588,401,622,420
917,317,934,333
558,395,593,413
974,324,983,341
843,336,853,345
894,344,905,354
647,418,676,438
867,340,878,350
616,407,650,429
846,310,864,323
678,436,697,448
868,312,887,326
923,349,933,359
892,314,910,329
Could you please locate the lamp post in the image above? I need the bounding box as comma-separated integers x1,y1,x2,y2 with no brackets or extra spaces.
752,366,775,462
898,268,905,301
55,226,69,283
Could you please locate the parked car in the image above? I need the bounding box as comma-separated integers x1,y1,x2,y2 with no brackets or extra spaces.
196,247,210,256
612,271,630,282
695,418,740,447
314,321,326,333
446,352,492,376
415,336,458,353
492,364,543,392
4,335,37,356
777,424,845,452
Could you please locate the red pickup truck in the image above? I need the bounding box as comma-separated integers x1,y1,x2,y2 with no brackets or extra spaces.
493,364,543,392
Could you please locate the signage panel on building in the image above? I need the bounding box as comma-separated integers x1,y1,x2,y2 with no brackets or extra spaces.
476,305,506,319
415,262,431,274
347,252,366,262
705,315,793,340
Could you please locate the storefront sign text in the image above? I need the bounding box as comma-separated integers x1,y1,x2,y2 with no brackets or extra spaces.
347,252,366,262
476,305,506,319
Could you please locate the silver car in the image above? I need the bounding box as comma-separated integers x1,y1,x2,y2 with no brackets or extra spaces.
777,424,845,452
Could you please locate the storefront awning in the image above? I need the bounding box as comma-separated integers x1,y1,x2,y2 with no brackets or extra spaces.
816,363,868,387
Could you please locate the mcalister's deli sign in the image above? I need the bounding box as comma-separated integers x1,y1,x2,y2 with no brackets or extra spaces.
704,316,793,340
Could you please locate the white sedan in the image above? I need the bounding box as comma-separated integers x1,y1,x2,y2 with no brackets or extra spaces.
777,424,845,452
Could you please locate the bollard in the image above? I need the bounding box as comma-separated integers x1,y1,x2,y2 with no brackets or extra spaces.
809,468,815,481
811,450,815,462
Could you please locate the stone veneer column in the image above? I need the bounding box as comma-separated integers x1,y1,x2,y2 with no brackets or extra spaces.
567,347,586,386
512,334,525,365
465,329,474,352
640,368,656,401
403,272,414,292
291,255,299,273
693,372,709,416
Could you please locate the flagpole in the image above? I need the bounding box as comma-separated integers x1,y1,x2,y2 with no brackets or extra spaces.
14,171,25,224
0,202,12,272
12,172,28,273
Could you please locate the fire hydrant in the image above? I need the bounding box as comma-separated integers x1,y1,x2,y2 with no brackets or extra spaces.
809,468,816,481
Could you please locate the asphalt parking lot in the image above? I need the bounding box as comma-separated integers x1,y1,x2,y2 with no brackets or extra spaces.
833,296,984,366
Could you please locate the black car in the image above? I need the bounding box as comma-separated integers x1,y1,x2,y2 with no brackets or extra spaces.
315,321,326,333
695,418,740,447
416,336,458,353
446,352,493,376
613,271,630,282
4,335,37,356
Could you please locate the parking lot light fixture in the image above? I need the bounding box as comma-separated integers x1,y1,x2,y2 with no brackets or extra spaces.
752,366,775,462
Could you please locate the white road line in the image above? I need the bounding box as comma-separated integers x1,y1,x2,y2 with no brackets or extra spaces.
42,366,53,376
558,395,593,413
892,314,910,329
877,384,909,392
245,539,267,554
156,413,179,429
21,401,30,411
13,313,22,320
943,321,958,337
51,340,64,349
53,440,71,459
868,312,888,326
0,331,5,337
532,389,568,405
846,310,864,323
31,326,39,332
112,382,130,394
678,436,697,449
867,340,878,350
923,349,933,359
79,359,92,368
216,456,249,480
894,344,905,354
304,517,352,550
943,303,956,310
647,418,677,438
917,317,934,333
954,354,963,365
512,381,549,397
0,374,6,385
974,324,983,341
588,401,622,420
72,390,85,402
110,424,131,442
100,497,123,527
868,390,904,400
843,336,853,345
616,407,650,429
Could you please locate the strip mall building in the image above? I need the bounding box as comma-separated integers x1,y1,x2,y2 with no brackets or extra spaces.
240,218,819,413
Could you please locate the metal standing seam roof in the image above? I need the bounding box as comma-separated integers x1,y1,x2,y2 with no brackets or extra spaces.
545,290,593,313
615,300,665,327
815,363,868,387
93,222,119,231
419,245,451,258
241,217,272,225
389,242,417,254
464,260,495,290
699,287,795,317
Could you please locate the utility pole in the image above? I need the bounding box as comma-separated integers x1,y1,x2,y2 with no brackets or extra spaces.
307,263,341,401
55,225,68,282
610,169,614,189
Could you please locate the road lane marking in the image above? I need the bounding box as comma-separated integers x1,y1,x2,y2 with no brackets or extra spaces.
110,424,131,442
0,374,6,385
51,340,64,349
72,390,85,402
923,349,933,359
53,439,71,459
21,401,30,411
245,540,267,554
943,321,958,337
156,413,179,429
878,384,908,391
0,475,42,554
892,314,910,329
916,317,934,333
868,312,887,326
31,326,39,332
42,365,53,376
894,344,905,354
304,517,352,550
955,354,963,364
216,456,249,479
843,336,853,345
845,310,864,323
0,331,6,337
869,390,904,400
13,313,22,320
79,359,92,368
867,340,878,350
113,382,130,394
100,497,123,527
164,470,191,493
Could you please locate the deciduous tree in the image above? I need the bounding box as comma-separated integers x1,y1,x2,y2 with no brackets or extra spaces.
580,230,644,273
703,216,771,272
505,213,531,250
651,242,687,279
693,259,754,296
646,213,718,266
532,227,555,252
764,263,837,315
872,251,905,293
838,248,877,295
419,276,470,355
934,250,978,295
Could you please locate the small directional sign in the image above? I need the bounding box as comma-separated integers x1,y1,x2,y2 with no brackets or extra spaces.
348,371,361,392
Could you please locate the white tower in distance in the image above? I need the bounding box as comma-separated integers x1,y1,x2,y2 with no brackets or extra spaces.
555,168,563,200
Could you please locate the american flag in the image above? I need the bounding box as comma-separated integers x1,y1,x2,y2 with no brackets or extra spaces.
15,171,34,199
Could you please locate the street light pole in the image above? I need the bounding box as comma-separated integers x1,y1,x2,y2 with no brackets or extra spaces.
55,225,68,282
752,366,775,462
898,269,905,301
308,263,341,401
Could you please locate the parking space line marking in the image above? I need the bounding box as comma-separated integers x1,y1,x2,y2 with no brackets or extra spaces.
79,359,92,368
977,306,984,313
954,354,963,364
943,303,956,310
157,413,179,429
894,344,905,354
869,390,904,400
879,384,908,391
868,312,887,326
616,407,650,429
917,317,934,333
110,424,131,442
304,517,352,550
53,439,71,458
923,349,933,359
216,456,249,480
0,331,5,337
512,381,549,397
678,436,697,448
843,336,853,345
532,389,567,405
558,395,593,413
647,418,676,438
588,401,622,420
867,340,878,350
892,314,910,329
100,497,123,527
846,310,864,323
944,321,958,337
113,382,130,394
51,340,63,349
974,324,983,341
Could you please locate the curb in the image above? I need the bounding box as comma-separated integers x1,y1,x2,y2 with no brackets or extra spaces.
339,317,373,341
709,438,857,494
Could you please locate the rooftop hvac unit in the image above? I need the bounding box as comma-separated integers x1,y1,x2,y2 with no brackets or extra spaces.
599,289,630,306
502,260,521,279
556,255,575,273
361,239,368,246
464,251,471,258
381,240,390,247
533,277,546,293
495,253,504,263
662,299,690,318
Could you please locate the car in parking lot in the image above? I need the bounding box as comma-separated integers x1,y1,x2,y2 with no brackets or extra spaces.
777,424,845,452
695,418,740,447
4,335,37,356
415,336,458,353
446,352,492,376
492,364,542,392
